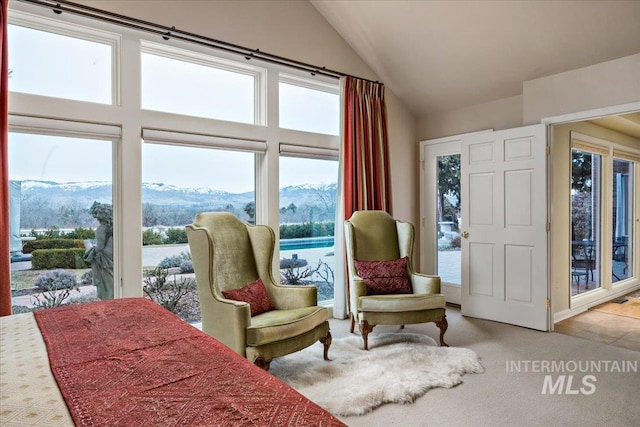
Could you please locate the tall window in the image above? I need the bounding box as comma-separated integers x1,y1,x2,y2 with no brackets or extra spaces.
8,131,115,310
8,7,340,319
279,155,338,303
141,141,256,323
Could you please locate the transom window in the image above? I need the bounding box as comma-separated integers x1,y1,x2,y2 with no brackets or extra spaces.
141,43,264,124
8,13,116,104
279,75,340,135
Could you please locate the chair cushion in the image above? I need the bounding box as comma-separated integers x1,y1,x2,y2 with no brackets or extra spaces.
221,278,275,316
246,306,329,346
359,293,446,312
354,257,412,295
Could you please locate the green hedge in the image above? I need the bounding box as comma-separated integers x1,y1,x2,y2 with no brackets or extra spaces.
280,222,334,239
31,248,89,270
23,239,85,254
164,228,188,244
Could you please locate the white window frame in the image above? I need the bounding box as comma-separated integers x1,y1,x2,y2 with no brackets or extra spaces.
8,1,342,305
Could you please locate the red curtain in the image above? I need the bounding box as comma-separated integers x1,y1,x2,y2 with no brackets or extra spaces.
335,77,391,318
342,76,392,219
0,0,11,317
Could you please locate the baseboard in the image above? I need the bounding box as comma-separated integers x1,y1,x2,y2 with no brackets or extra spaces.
553,307,588,323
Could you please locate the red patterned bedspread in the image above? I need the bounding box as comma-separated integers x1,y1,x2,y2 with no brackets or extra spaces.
34,298,345,427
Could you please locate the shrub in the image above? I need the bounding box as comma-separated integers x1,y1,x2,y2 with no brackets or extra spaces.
164,227,188,244
34,269,78,291
33,269,80,309
158,252,192,269
11,305,33,314
451,235,461,248
280,222,335,239
179,260,194,274
31,248,89,270
29,226,63,240
23,239,85,254
142,229,163,245
63,227,96,240
29,227,96,240
280,255,317,285
143,268,196,313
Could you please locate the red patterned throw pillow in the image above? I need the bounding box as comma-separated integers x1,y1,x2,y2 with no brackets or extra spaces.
222,278,275,316
354,257,412,295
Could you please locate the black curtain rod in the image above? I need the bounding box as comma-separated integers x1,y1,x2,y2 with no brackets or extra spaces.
16,0,383,86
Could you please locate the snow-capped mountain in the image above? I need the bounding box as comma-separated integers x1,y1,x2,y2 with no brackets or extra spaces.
13,179,336,208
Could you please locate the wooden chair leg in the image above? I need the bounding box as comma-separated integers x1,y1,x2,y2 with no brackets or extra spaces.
320,330,332,361
359,320,375,350
349,312,355,333
254,357,271,371
436,315,449,347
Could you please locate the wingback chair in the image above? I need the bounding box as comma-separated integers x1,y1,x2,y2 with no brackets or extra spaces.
186,212,331,370
344,210,448,350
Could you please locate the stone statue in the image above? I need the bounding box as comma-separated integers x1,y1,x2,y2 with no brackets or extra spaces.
84,202,114,300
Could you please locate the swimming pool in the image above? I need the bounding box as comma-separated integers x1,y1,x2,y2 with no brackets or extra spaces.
280,236,334,251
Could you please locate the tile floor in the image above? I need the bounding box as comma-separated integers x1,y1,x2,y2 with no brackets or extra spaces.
555,296,640,352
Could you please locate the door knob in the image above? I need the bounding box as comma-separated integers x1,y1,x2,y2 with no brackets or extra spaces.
462,231,469,239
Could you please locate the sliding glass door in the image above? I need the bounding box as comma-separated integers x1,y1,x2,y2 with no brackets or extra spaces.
570,134,638,300
571,148,602,295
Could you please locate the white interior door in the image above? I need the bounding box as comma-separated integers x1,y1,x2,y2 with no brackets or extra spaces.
461,124,549,331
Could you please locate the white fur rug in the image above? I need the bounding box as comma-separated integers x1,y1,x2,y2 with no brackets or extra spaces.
270,332,484,416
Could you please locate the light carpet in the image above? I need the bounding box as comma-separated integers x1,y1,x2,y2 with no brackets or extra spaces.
270,332,484,416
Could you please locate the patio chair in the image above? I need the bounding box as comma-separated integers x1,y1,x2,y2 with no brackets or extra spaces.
572,240,595,289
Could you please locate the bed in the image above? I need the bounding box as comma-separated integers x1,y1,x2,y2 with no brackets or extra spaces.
0,298,345,426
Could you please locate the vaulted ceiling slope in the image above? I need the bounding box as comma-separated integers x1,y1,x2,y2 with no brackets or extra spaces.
311,0,640,117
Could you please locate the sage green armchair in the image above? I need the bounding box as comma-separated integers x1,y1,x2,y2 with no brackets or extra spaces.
344,210,448,350
186,212,331,370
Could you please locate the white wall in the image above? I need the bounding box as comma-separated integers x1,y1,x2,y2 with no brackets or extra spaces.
523,54,640,125
417,53,640,140
416,95,522,140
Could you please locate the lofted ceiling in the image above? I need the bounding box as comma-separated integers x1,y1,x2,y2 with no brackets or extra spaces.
311,0,640,118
